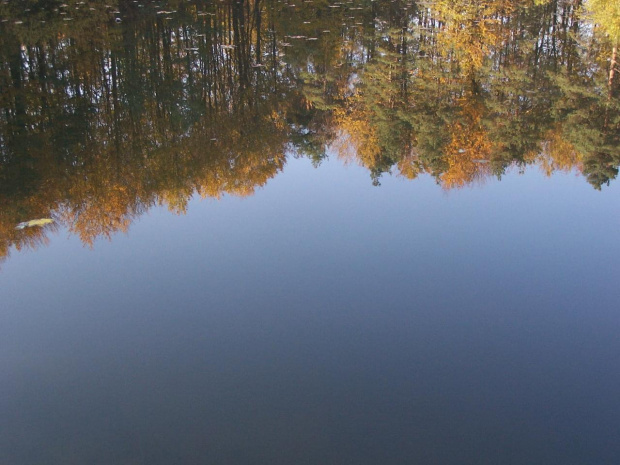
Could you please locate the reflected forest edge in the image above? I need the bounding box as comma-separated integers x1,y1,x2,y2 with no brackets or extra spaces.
0,0,619,260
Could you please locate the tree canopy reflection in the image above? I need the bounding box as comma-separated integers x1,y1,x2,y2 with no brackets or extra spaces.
1,0,619,259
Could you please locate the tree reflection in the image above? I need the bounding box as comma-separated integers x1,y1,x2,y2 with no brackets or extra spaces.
0,0,618,260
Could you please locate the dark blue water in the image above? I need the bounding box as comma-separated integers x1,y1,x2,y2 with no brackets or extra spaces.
2,158,620,464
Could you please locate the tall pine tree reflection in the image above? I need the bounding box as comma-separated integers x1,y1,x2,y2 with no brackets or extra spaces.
1,0,618,260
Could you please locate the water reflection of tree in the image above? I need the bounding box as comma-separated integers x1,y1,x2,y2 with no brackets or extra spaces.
334,0,619,189
0,0,619,260
0,0,298,259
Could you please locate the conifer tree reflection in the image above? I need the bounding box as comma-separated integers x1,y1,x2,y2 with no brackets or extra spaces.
0,0,618,260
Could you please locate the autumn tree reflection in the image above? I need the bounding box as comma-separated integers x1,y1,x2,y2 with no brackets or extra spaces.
333,0,619,188
0,0,619,260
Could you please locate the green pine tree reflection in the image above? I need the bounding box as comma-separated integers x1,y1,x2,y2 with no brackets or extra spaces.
0,0,618,258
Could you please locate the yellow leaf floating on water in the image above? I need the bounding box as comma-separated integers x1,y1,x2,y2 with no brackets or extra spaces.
15,218,54,230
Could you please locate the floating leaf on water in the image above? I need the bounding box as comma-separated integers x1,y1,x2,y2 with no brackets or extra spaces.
15,218,54,230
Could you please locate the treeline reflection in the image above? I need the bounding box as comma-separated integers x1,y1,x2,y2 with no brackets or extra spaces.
1,0,618,259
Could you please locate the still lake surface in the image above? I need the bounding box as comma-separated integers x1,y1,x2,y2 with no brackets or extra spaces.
1,0,620,463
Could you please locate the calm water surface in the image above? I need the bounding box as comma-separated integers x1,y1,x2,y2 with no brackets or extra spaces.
1,0,620,463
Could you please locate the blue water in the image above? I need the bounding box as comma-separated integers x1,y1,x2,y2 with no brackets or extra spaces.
2,157,620,464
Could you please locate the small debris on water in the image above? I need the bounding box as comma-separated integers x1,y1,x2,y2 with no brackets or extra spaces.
16,219,54,230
